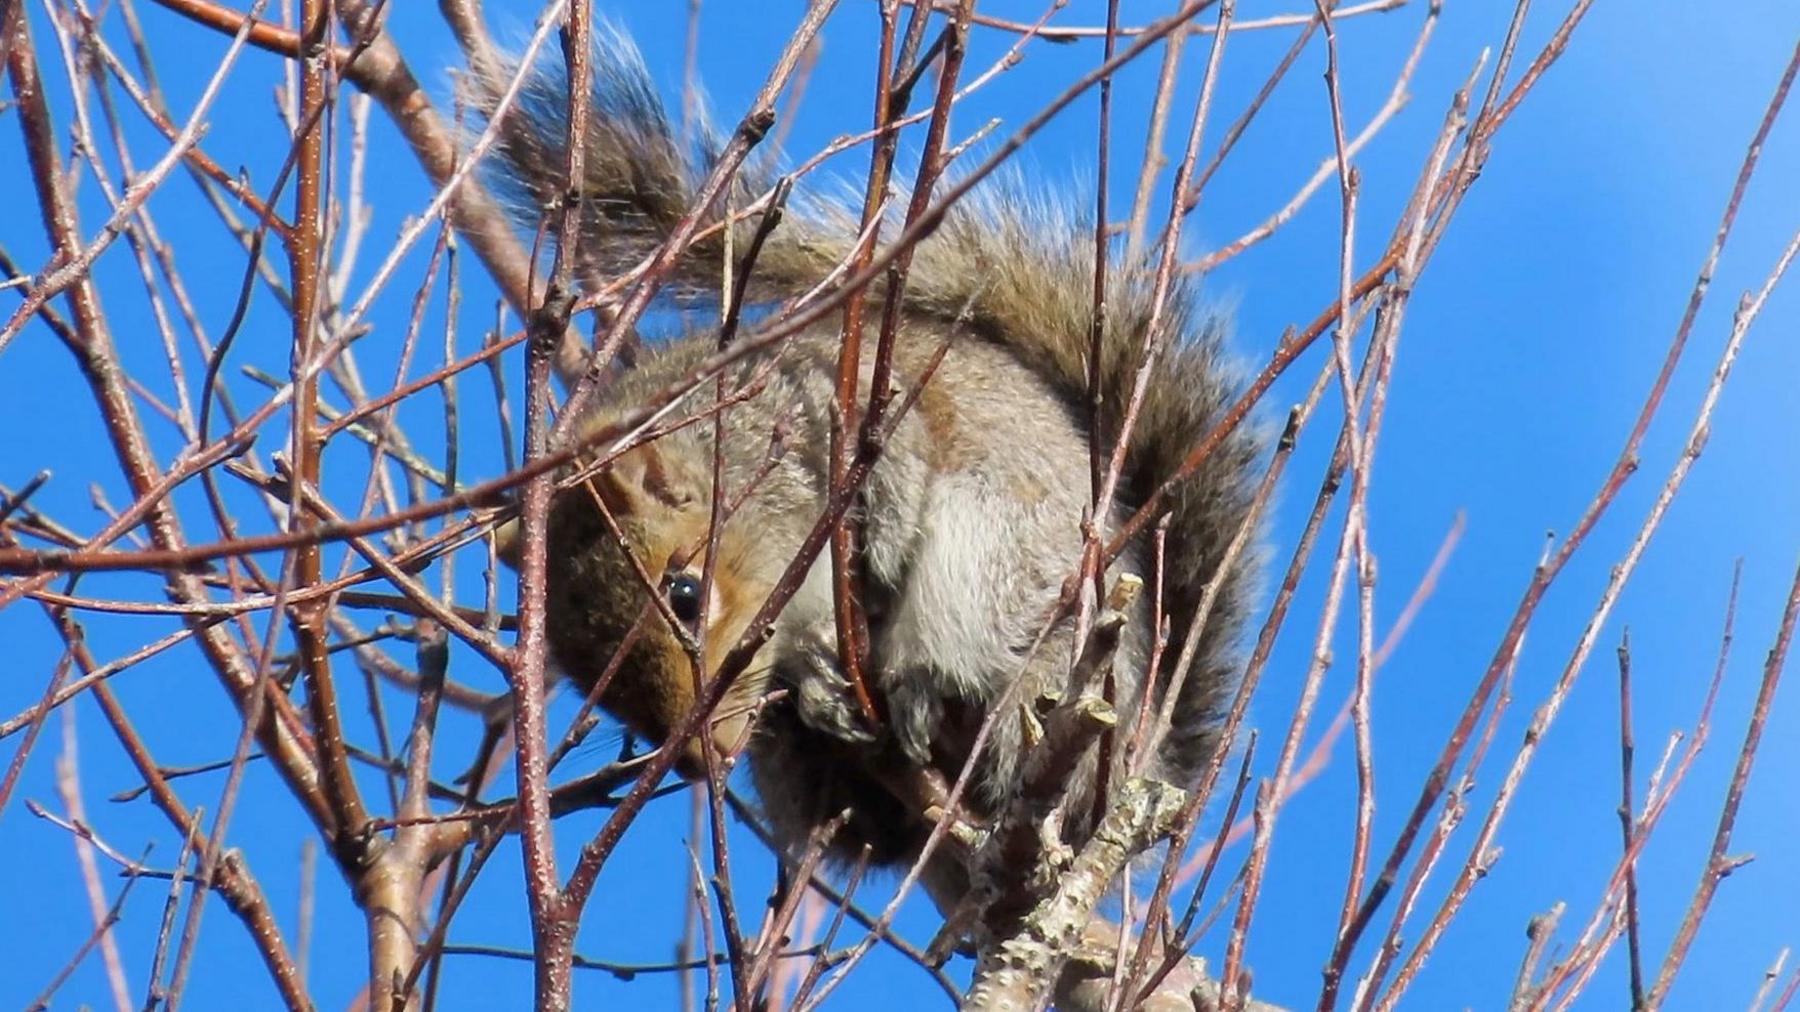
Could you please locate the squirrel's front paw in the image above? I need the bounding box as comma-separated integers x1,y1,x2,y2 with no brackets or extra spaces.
883,674,942,767
783,644,879,747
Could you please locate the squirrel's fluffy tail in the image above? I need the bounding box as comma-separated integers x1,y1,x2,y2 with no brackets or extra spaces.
463,25,850,301
466,29,1262,781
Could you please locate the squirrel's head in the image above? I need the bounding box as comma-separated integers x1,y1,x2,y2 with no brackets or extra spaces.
503,435,766,780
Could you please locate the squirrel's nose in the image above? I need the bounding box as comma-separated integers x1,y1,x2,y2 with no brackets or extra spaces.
670,709,750,781
671,741,711,782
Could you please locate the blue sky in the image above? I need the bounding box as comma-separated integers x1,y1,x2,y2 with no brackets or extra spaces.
2,1,1797,1009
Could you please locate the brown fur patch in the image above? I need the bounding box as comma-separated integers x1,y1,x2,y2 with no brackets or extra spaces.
919,381,973,471
1007,469,1051,506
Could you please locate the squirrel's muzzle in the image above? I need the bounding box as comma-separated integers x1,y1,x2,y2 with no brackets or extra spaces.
669,707,751,782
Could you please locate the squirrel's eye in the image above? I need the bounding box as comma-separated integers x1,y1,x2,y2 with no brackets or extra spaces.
666,573,704,625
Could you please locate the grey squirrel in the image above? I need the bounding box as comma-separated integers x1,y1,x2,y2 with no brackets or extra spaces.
473,27,1262,907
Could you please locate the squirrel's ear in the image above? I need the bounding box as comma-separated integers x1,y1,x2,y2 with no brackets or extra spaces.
493,517,522,570
593,442,690,518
